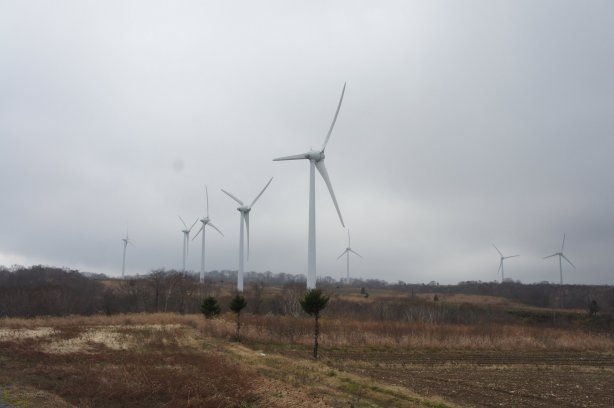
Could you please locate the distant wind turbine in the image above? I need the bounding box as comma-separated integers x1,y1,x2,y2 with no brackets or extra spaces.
192,186,224,284
221,177,273,292
121,231,134,279
337,229,362,283
273,83,347,289
492,243,519,282
178,216,199,272
544,234,575,284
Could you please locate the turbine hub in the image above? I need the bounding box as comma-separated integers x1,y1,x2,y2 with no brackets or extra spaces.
237,206,250,213
307,150,324,162
201,217,209,224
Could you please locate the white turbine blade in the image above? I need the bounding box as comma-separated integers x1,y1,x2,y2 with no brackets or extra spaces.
128,240,135,247
349,249,363,258
492,243,503,257
561,233,566,252
543,253,558,259
178,215,188,229
337,249,349,259
244,212,250,259
250,177,273,208
347,229,351,247
321,82,346,152
207,221,224,236
192,226,203,240
561,254,576,268
498,260,503,273
273,153,309,161
206,185,210,218
221,189,244,205
314,160,344,227
505,255,520,259
189,218,199,231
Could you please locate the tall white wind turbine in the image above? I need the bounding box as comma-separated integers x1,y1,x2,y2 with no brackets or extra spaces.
273,83,346,289
192,186,224,284
492,243,519,282
544,234,575,284
178,216,199,272
337,229,362,283
221,177,273,292
121,232,134,279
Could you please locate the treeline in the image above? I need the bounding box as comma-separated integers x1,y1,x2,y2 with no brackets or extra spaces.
1,265,612,323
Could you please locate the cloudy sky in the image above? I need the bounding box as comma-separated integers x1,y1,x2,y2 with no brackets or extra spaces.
1,1,613,285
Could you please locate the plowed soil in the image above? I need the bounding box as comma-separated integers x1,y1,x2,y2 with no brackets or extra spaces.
283,349,614,407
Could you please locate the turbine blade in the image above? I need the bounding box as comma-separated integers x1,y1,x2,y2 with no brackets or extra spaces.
128,241,135,247
322,82,346,152
189,218,199,231
206,185,210,218
492,243,503,257
208,221,224,236
244,212,250,260
543,253,558,259
178,216,188,229
221,189,244,206
193,226,203,240
250,177,273,208
337,249,349,259
273,153,309,161
561,233,566,252
505,255,520,259
315,160,344,227
498,260,503,273
561,254,576,268
347,229,351,247
349,249,363,258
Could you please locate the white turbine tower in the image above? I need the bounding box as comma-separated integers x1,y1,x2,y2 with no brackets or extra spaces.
337,229,362,283
121,232,134,279
544,234,575,284
178,216,198,272
192,186,224,284
221,177,273,292
492,243,519,283
273,83,346,289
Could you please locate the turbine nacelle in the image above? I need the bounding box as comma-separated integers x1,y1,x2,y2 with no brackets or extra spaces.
237,206,251,213
307,150,325,162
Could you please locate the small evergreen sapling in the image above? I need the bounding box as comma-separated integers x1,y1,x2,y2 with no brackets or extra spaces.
229,294,247,341
300,288,330,359
200,296,221,319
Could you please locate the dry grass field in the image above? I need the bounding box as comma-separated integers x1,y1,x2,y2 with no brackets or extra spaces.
1,305,613,407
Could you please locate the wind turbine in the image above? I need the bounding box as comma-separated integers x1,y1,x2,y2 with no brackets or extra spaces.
221,177,273,292
178,216,199,272
273,83,346,289
337,229,362,283
544,234,575,284
492,243,519,282
192,186,224,284
121,231,134,279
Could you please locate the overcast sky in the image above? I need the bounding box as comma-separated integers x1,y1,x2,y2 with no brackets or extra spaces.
1,1,613,285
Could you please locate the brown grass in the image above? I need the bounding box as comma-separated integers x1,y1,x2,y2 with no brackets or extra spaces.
201,313,614,352
0,320,260,407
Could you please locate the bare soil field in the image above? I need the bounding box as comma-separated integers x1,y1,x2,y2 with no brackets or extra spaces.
266,346,614,407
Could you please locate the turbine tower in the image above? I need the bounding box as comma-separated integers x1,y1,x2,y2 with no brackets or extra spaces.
492,243,519,282
121,232,134,279
192,186,224,284
178,216,198,272
544,234,575,284
221,177,273,292
273,83,346,289
337,229,362,283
